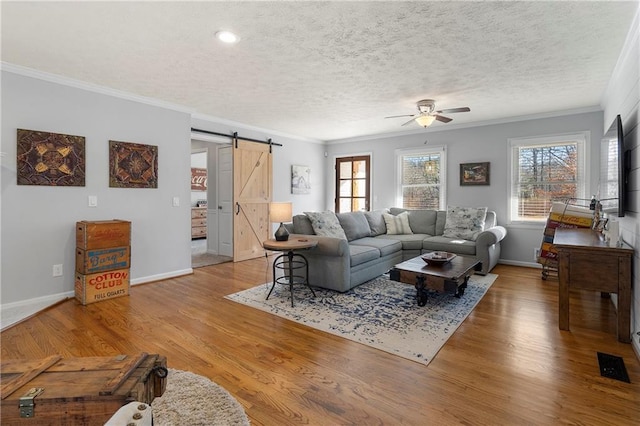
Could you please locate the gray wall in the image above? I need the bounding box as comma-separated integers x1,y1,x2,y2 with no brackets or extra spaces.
325,111,604,267
602,8,639,352
1,70,193,305
1,70,325,321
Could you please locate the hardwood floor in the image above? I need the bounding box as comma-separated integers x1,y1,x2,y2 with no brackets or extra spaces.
2,260,639,425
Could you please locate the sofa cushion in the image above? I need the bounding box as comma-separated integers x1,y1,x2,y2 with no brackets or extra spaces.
304,211,347,239
422,236,477,256
389,208,437,235
336,211,372,241
348,244,380,266
363,210,387,236
293,214,315,235
350,237,402,257
442,206,487,241
383,211,413,235
376,234,427,251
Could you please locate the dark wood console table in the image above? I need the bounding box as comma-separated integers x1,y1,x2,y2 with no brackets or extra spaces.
553,228,633,343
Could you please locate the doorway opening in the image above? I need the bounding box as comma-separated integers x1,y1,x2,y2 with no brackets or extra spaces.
190,143,233,268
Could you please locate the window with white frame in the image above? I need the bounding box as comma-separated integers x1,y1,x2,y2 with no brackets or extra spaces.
396,146,446,210
508,132,588,223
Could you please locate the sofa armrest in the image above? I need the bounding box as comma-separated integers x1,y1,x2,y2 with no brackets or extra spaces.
476,226,507,247
289,234,348,257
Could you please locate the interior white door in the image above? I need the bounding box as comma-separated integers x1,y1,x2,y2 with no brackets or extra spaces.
217,146,233,257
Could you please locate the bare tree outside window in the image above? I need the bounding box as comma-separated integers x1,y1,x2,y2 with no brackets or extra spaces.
510,134,587,222
398,148,445,210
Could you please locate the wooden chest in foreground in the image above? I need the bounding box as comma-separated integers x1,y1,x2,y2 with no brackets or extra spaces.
0,353,167,425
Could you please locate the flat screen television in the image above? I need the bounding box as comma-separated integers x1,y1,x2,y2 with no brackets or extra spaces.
599,114,626,217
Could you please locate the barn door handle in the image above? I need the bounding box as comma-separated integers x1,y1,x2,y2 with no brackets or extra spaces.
235,202,240,215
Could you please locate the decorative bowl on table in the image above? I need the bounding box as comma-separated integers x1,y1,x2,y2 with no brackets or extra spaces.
421,251,456,265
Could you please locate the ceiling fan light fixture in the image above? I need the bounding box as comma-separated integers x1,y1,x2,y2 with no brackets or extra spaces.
415,115,436,127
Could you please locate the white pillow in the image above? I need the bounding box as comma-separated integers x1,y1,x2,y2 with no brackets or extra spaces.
304,211,347,239
442,206,487,241
382,211,413,235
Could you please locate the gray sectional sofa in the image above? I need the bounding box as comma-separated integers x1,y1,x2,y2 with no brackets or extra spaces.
284,208,507,292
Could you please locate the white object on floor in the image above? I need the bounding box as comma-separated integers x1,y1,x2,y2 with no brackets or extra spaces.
104,401,152,426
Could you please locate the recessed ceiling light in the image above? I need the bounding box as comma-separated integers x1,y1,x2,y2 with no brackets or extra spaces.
215,31,239,44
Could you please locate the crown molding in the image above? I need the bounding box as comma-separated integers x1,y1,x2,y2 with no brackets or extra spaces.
326,106,602,145
1,61,195,114
600,3,639,111
2,62,326,144
191,112,325,145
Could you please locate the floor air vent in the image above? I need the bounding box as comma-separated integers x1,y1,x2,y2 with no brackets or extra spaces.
597,352,630,383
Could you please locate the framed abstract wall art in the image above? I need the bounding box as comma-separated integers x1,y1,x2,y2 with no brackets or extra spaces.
109,140,158,188
460,162,490,186
17,128,86,186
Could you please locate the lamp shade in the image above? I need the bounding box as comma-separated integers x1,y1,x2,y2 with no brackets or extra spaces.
270,202,292,223
415,115,436,128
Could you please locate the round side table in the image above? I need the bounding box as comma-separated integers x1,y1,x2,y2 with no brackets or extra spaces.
262,237,318,307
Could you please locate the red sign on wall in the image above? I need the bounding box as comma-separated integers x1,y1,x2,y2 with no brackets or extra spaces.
191,168,207,191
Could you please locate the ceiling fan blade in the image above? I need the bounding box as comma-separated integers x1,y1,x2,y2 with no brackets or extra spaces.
385,114,415,119
435,114,452,123
401,117,418,126
436,107,470,114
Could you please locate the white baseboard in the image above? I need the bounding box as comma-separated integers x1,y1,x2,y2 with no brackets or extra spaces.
0,268,193,331
130,268,193,285
498,259,542,269
1,292,72,331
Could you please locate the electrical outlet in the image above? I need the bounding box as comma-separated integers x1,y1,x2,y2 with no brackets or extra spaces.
533,247,541,262
172,196,180,207
52,264,63,277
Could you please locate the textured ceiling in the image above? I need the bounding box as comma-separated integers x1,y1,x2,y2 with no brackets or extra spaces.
1,1,637,141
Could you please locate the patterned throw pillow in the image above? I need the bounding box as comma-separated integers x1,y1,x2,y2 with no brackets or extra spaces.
442,206,488,241
382,211,413,235
304,211,347,239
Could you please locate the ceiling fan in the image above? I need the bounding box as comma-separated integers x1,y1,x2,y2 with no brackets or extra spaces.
385,99,470,127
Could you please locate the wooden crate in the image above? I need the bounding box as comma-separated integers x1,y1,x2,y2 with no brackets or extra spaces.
76,220,131,250
0,353,167,425
76,246,130,274
75,268,130,305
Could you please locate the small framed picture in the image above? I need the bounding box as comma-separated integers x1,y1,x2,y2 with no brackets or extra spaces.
460,162,490,186
291,164,311,194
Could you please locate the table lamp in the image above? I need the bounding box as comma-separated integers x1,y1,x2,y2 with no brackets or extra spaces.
270,202,292,241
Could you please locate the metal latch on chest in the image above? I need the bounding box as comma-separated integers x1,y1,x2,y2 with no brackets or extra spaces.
19,387,44,418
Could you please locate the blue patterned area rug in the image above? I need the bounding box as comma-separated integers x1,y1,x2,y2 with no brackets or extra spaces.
225,273,497,365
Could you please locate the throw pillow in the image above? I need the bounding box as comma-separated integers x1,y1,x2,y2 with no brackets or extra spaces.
389,208,436,235
292,214,315,235
442,206,487,241
336,211,372,241
304,211,347,239
364,210,387,236
382,211,413,235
